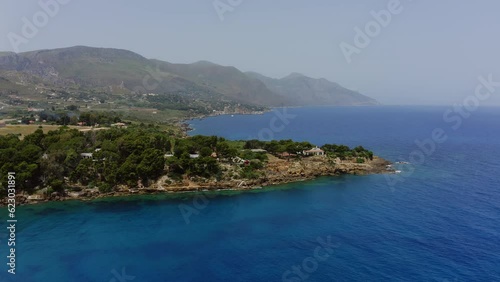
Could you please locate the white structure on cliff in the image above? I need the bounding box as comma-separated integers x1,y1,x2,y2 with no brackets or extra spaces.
303,147,325,156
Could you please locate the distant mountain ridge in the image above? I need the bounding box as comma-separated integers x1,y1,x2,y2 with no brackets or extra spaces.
0,46,379,109
246,71,379,106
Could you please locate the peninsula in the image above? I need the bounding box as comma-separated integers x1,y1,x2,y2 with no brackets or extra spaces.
0,125,392,206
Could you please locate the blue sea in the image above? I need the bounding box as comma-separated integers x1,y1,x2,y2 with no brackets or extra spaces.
1,106,500,281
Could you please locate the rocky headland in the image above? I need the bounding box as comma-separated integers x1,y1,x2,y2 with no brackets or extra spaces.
3,154,393,206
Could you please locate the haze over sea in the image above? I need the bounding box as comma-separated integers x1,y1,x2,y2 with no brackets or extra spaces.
2,106,500,281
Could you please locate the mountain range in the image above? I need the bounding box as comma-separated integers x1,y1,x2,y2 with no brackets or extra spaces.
246,71,378,106
0,46,378,114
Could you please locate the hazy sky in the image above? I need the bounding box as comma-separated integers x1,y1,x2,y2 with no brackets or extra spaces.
2,0,500,105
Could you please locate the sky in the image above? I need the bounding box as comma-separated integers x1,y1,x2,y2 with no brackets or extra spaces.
1,0,500,105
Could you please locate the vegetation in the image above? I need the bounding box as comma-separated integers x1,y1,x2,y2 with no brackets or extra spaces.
0,127,257,195
34,110,123,126
242,139,373,161
321,144,374,161
0,126,172,194
243,139,314,154
0,126,375,196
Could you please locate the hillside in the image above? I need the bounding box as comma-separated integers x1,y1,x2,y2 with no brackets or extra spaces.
156,60,286,106
0,46,284,106
0,46,379,123
246,71,379,106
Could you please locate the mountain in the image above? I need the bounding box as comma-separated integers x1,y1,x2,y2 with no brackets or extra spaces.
0,46,283,107
246,72,379,106
155,60,285,106
0,46,378,120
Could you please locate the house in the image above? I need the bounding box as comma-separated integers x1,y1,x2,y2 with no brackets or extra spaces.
0,122,6,128
80,153,93,159
303,146,325,156
189,154,200,159
250,149,267,153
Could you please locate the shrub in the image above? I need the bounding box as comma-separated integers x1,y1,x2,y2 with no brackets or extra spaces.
46,187,55,195
50,179,65,192
240,167,260,179
98,183,113,193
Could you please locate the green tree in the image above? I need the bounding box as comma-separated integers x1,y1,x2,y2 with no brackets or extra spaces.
137,149,165,182
70,159,96,185
23,129,45,147
199,147,213,158
216,141,237,159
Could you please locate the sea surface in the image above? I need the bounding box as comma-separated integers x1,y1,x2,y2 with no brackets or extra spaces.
1,106,500,281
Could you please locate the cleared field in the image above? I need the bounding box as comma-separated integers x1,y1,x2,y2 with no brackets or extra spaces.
0,125,97,138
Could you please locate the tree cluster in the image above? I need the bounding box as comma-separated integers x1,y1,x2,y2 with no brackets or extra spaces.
321,144,374,161
243,139,314,155
35,110,123,126
0,126,171,194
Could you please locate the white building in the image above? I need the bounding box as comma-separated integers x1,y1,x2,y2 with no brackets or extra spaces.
303,147,325,156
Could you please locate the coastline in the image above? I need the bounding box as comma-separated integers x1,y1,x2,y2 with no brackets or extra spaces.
2,155,393,207
1,106,395,207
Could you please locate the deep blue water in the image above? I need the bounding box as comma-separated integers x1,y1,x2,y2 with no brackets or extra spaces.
2,106,500,281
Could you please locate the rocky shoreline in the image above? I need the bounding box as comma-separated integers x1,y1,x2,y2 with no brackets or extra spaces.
2,155,393,206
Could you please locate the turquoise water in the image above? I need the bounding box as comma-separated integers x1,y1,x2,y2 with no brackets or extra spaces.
1,106,500,281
